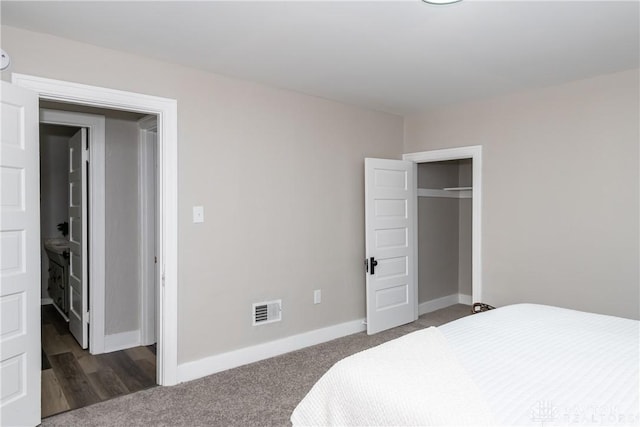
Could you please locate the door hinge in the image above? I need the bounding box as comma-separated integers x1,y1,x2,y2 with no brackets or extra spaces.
154,256,157,264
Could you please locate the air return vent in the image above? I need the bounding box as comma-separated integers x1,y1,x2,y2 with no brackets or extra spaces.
252,299,282,326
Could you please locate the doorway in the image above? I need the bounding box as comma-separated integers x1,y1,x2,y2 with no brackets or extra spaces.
12,73,179,394
363,146,482,335
38,105,159,417
1,73,179,427
404,145,483,304
416,159,473,314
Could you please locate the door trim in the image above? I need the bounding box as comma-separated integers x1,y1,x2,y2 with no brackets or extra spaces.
138,115,157,346
13,73,178,386
40,108,107,354
403,145,483,303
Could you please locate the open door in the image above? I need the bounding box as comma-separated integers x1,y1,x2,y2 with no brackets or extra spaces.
364,158,417,335
68,128,89,348
0,82,41,425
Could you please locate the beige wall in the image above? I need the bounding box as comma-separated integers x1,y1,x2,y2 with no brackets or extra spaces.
1,26,404,363
405,69,640,319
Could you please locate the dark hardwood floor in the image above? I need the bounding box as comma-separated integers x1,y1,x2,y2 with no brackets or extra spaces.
41,305,157,418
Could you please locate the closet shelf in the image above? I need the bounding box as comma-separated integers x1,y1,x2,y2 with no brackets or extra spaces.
443,186,472,191
417,188,472,199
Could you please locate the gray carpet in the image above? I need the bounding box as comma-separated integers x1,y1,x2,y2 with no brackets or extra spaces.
43,304,471,427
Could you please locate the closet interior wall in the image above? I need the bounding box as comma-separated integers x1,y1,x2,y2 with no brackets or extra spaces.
417,159,472,303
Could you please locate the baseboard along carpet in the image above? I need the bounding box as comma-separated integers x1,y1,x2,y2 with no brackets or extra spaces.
42,304,471,427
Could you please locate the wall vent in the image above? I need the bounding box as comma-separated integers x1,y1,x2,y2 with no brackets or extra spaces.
252,299,282,326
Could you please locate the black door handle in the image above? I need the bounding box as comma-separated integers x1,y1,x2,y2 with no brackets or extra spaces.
370,257,378,275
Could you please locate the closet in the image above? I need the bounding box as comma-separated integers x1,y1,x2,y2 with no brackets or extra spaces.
417,159,472,307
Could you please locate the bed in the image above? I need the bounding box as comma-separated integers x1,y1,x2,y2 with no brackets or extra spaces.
291,304,639,426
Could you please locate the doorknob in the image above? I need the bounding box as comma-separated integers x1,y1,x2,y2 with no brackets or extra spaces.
369,257,378,275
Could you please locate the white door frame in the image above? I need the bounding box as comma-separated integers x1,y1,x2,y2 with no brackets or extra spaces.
40,108,107,353
13,73,178,386
403,145,482,303
138,115,158,346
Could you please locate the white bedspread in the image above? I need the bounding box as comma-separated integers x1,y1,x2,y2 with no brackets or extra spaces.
439,304,640,426
291,304,639,426
291,326,496,426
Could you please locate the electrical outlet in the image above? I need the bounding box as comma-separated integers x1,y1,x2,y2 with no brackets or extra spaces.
314,289,321,304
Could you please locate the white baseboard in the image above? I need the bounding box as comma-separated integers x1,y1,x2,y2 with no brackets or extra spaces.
418,293,472,316
418,294,459,315
41,298,53,305
104,330,141,353
177,296,473,384
458,293,472,305
177,318,366,384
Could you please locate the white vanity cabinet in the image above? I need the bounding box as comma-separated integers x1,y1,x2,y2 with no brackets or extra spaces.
44,238,70,318
47,258,68,316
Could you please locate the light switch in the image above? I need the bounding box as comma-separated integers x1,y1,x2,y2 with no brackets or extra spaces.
193,206,204,223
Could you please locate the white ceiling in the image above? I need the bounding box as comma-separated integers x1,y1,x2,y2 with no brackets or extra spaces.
2,1,638,115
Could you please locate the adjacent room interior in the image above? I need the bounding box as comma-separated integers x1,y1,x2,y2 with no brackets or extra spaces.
38,104,159,417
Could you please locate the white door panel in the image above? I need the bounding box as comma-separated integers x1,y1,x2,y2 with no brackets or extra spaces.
68,128,88,348
0,82,40,425
365,158,417,335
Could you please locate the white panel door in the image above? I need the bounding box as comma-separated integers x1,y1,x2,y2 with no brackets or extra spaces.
0,82,40,425
68,128,88,348
365,158,417,335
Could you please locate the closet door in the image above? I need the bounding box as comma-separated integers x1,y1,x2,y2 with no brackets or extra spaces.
364,158,417,335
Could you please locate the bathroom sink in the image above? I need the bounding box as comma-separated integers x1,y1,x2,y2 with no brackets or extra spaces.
44,238,69,264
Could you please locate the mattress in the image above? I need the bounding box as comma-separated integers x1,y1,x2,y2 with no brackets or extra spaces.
292,304,640,426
